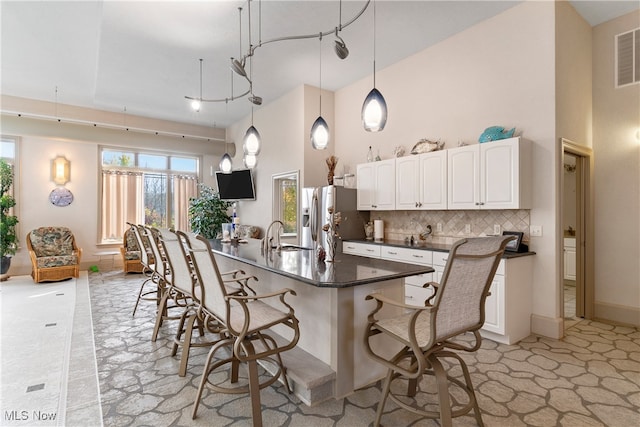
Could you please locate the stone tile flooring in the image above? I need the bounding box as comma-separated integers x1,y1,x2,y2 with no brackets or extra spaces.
89,270,640,426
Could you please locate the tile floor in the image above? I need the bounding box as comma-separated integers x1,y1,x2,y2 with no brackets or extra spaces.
3,269,640,427
89,269,640,427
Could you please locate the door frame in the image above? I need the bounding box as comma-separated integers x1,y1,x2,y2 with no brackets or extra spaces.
561,139,594,321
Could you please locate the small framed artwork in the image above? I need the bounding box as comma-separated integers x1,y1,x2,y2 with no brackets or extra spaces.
502,231,525,252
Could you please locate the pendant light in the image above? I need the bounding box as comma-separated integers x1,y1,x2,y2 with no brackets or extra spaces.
243,153,257,169
219,142,233,174
311,34,329,150
242,2,261,157
361,0,387,132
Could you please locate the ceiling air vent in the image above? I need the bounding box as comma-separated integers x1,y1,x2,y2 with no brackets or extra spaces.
616,28,640,88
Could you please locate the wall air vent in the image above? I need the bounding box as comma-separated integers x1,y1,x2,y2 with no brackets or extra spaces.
615,28,640,88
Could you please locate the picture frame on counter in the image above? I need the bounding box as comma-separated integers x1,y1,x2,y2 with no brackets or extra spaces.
502,231,527,252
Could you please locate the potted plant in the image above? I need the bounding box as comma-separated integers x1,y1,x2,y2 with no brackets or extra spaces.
188,183,233,239
0,158,19,276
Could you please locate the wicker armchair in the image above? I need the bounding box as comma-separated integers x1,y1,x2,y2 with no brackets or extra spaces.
120,227,145,274
26,226,82,283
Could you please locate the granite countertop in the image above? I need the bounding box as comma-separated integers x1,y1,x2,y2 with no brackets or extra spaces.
344,238,536,259
209,239,434,289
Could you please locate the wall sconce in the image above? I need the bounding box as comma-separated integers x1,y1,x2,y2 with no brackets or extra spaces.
51,155,70,185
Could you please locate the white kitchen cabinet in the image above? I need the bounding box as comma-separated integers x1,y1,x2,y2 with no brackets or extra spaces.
357,159,395,210
447,137,531,210
344,241,532,344
564,238,576,280
395,151,447,210
479,261,505,335
343,241,381,258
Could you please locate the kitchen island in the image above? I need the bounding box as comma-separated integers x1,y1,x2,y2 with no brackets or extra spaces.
210,239,434,404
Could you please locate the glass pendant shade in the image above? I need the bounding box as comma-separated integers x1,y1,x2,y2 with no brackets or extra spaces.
219,153,233,174
191,99,201,112
362,88,387,132
310,116,330,150
243,153,257,169
242,125,261,155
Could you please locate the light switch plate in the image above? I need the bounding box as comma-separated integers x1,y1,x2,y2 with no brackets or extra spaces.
494,224,501,235
530,225,543,237
436,223,443,233
465,224,471,234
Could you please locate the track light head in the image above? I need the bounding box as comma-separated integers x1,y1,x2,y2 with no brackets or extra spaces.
230,57,247,77
248,95,262,105
334,35,349,59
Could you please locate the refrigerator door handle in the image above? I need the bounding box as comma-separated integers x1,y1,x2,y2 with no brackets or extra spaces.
310,188,318,243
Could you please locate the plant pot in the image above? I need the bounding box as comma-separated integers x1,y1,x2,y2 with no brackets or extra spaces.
1,256,11,276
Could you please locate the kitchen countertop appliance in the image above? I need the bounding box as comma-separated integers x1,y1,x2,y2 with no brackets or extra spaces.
301,185,366,252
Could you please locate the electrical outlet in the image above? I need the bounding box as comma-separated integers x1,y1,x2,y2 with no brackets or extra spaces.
530,225,543,237
465,224,471,234
436,223,443,233
494,224,501,235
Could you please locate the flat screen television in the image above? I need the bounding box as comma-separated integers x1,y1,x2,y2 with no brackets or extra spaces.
215,169,256,201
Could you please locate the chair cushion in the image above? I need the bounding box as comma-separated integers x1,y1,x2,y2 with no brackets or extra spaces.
30,227,75,257
36,255,79,269
124,229,140,251
124,250,141,260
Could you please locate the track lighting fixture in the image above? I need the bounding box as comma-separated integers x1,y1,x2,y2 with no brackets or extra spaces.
243,125,261,155
334,31,349,60
184,1,372,111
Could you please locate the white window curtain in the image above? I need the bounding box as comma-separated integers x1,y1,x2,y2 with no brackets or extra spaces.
101,170,143,241
172,174,198,232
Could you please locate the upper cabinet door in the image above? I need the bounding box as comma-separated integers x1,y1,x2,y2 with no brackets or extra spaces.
395,156,420,210
419,150,447,210
448,144,480,209
373,159,396,210
448,137,530,210
356,163,375,210
482,139,521,209
357,159,395,210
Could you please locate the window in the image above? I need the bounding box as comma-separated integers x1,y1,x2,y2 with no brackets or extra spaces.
100,148,199,243
1,137,19,246
272,171,299,237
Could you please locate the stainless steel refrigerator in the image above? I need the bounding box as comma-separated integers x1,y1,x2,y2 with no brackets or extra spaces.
301,185,366,251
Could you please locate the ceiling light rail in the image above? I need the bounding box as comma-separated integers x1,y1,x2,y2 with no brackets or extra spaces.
185,0,371,107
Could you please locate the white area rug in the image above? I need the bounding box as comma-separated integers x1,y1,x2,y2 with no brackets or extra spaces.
0,275,77,426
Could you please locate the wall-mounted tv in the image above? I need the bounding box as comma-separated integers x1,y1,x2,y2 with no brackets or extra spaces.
215,169,256,201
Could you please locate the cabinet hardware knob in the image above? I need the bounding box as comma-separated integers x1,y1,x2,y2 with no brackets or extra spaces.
412,255,423,258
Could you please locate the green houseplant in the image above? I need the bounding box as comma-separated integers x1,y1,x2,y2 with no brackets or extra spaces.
0,158,19,275
188,183,233,239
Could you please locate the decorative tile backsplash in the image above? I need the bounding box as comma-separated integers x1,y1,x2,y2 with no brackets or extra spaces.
368,210,530,244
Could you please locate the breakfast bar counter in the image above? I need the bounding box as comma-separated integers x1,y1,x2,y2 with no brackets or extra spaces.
210,239,434,403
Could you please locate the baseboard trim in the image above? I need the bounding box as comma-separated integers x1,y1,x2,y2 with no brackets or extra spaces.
594,301,640,328
531,314,563,339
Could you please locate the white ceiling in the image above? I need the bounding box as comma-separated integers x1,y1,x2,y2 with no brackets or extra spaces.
1,1,638,129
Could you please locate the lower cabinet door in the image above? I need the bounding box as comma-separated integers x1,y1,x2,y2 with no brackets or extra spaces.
405,283,435,307
482,274,505,334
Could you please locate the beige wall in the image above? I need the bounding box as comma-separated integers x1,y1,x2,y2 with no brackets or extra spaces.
1,112,227,275
334,1,560,335
592,10,640,325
